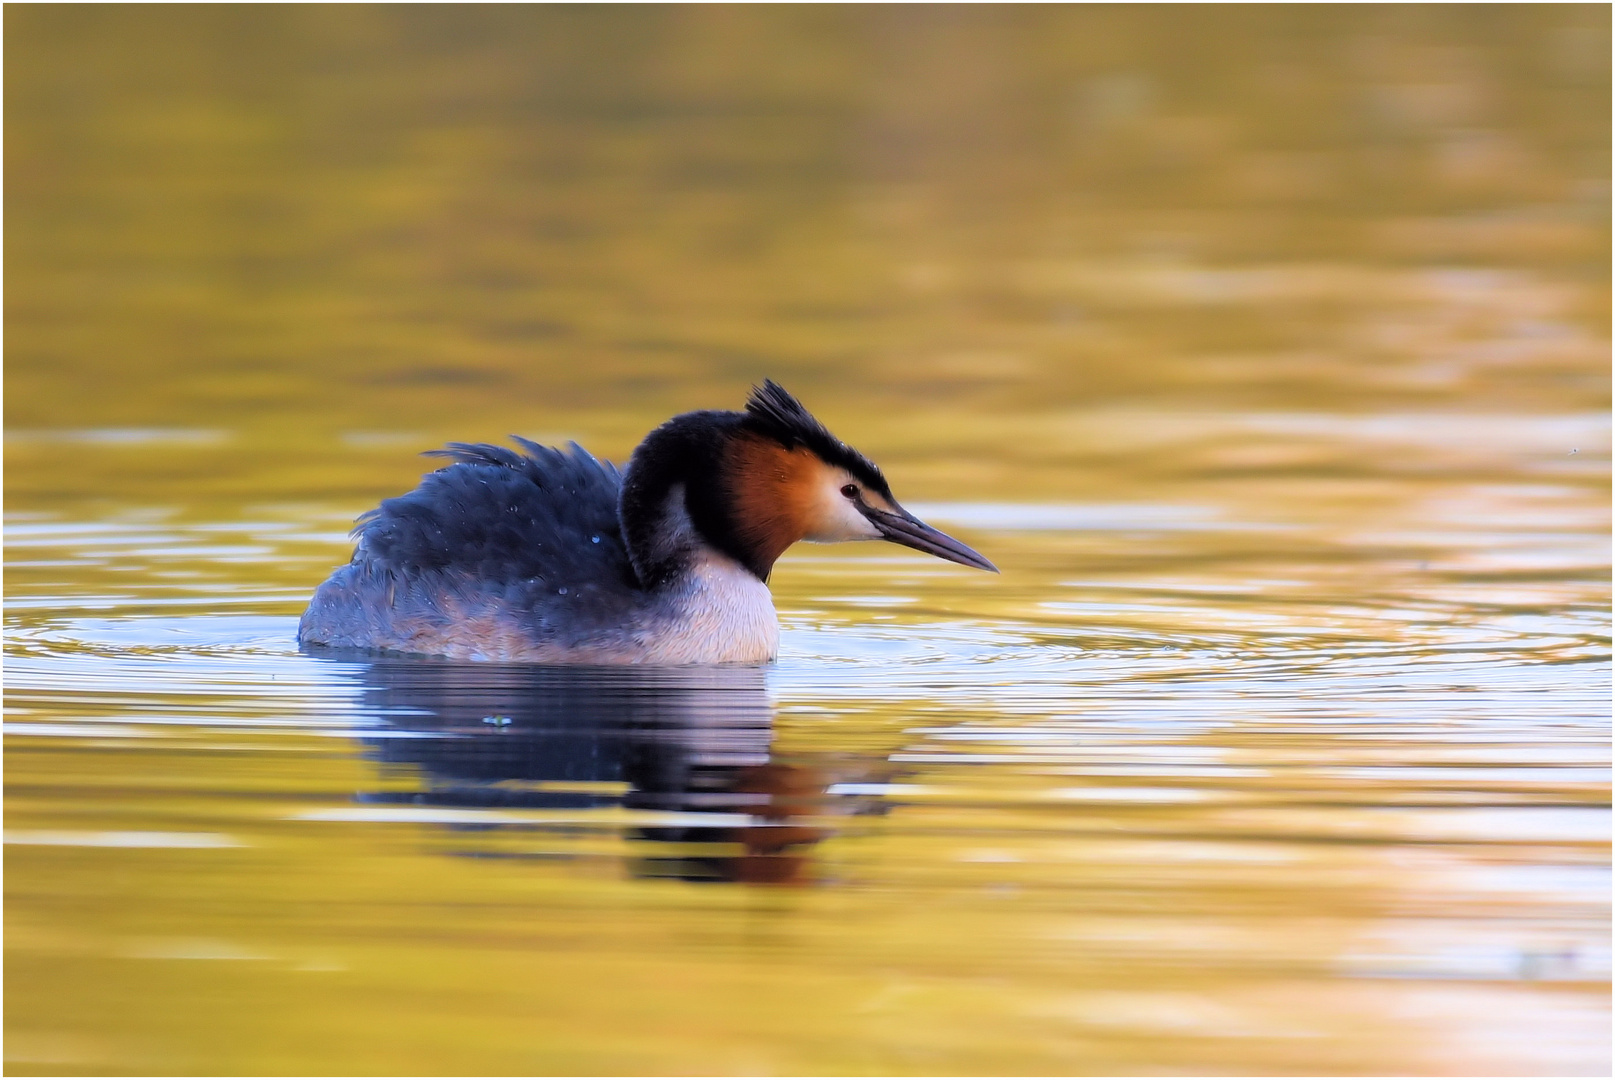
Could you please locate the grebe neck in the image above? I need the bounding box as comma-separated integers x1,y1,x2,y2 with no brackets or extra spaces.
617,411,764,588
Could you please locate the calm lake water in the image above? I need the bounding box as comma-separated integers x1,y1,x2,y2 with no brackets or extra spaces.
6,8,1610,1075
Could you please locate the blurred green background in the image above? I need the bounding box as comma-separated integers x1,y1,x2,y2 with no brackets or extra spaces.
8,5,1608,501
5,8,1610,1076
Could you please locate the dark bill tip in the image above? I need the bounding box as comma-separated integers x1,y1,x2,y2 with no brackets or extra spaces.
863,507,999,573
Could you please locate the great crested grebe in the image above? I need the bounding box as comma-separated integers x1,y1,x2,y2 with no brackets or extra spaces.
298,381,996,664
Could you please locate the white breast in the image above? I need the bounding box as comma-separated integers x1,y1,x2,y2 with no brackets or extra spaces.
644,553,779,665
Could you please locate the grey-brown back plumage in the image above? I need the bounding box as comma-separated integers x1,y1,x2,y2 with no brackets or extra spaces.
300,439,649,656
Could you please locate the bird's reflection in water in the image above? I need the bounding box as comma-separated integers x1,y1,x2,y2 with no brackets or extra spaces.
350,661,826,884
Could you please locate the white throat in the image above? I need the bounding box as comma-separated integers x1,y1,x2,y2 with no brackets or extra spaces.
655,550,779,664
626,481,779,664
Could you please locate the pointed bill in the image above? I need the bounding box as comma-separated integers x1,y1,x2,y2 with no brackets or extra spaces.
860,506,998,573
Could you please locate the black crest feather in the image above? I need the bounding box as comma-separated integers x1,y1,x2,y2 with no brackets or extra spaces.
742,380,892,497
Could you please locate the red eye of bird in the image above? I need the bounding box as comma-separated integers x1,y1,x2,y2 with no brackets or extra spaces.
841,484,859,499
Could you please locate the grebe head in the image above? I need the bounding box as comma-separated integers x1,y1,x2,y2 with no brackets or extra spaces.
619,381,996,587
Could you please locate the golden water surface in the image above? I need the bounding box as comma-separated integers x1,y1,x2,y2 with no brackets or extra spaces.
6,7,1611,1075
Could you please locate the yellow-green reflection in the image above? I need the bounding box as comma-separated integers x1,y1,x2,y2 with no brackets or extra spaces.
6,6,1610,1076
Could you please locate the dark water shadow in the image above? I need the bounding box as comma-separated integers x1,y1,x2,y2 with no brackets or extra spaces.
341,660,828,884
